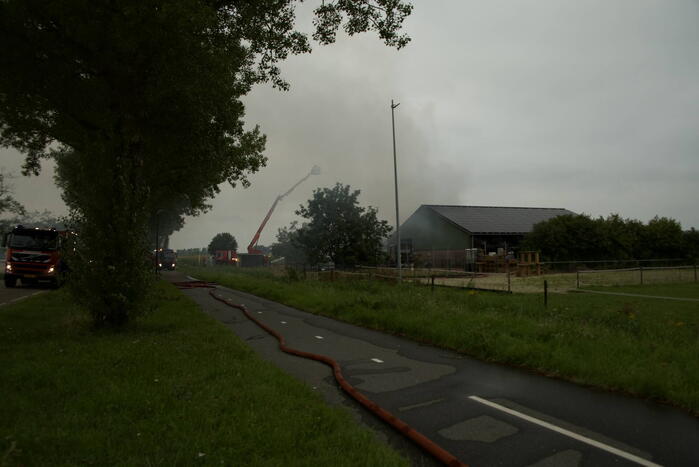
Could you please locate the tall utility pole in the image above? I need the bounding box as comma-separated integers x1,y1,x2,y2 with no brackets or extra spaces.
391,99,402,282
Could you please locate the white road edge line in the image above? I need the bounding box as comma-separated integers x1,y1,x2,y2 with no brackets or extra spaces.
314,335,324,340
280,321,287,324
186,275,200,281
371,358,384,363
468,396,661,467
4,291,46,306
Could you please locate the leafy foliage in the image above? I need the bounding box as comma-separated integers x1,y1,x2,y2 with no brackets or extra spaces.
682,228,699,261
0,171,24,219
208,232,238,254
293,183,391,266
522,213,694,261
0,0,412,326
271,222,308,264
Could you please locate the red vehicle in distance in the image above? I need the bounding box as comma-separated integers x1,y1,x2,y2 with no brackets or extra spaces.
213,249,238,265
3,225,69,288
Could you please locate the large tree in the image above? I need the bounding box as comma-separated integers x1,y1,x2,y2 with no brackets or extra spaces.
207,232,238,254
294,183,391,266
0,1,412,326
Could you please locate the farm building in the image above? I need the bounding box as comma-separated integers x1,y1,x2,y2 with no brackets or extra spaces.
389,205,575,268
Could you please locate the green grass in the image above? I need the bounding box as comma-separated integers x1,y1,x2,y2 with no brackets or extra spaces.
586,282,699,299
0,284,408,467
183,265,699,416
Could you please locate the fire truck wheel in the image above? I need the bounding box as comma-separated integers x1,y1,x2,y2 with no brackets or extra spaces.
4,275,17,288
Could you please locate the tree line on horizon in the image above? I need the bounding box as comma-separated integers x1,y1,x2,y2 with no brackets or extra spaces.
521,213,699,262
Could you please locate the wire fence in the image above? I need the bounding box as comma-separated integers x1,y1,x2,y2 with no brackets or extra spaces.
273,263,511,293
540,258,690,274
182,255,698,294
275,260,698,293
577,265,698,287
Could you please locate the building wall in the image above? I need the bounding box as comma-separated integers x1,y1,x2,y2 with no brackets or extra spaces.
400,206,472,251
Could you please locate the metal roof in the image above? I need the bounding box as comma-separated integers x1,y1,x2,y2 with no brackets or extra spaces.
423,205,576,234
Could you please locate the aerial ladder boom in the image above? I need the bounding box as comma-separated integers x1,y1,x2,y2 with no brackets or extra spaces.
247,165,320,254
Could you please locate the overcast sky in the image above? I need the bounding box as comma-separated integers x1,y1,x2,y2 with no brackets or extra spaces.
2,0,698,249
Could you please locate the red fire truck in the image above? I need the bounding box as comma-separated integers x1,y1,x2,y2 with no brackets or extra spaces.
213,249,238,265
3,225,67,288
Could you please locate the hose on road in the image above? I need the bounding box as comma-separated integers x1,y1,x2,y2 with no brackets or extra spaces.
172,280,218,289
182,282,467,467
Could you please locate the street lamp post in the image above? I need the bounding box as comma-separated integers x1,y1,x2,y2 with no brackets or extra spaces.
391,99,402,282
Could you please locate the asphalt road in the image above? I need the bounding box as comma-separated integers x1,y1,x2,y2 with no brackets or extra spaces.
166,271,698,467
0,277,47,307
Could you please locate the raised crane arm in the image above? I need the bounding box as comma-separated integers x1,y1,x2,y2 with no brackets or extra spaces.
247,165,320,254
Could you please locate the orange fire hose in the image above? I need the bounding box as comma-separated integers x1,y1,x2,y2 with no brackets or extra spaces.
173,280,467,467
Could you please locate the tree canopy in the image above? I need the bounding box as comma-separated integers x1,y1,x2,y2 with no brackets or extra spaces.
271,222,308,265
0,0,412,326
293,183,391,266
208,232,238,254
0,171,25,220
521,213,695,261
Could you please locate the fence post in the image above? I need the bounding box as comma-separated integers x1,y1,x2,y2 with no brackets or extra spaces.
507,268,511,293
639,265,643,285
694,263,697,283
544,280,548,308
431,275,435,292
576,270,580,289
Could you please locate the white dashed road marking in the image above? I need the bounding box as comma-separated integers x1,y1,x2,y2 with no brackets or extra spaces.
314,335,324,340
371,358,384,363
468,396,661,467
280,321,287,324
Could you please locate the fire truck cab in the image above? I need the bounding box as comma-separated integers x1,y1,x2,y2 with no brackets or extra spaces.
3,226,66,288
156,248,177,271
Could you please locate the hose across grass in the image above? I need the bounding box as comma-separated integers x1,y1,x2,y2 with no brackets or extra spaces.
183,265,699,416
0,283,409,466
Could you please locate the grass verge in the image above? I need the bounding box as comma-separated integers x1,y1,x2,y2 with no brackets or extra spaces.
585,282,699,299
0,284,408,467
183,266,699,416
